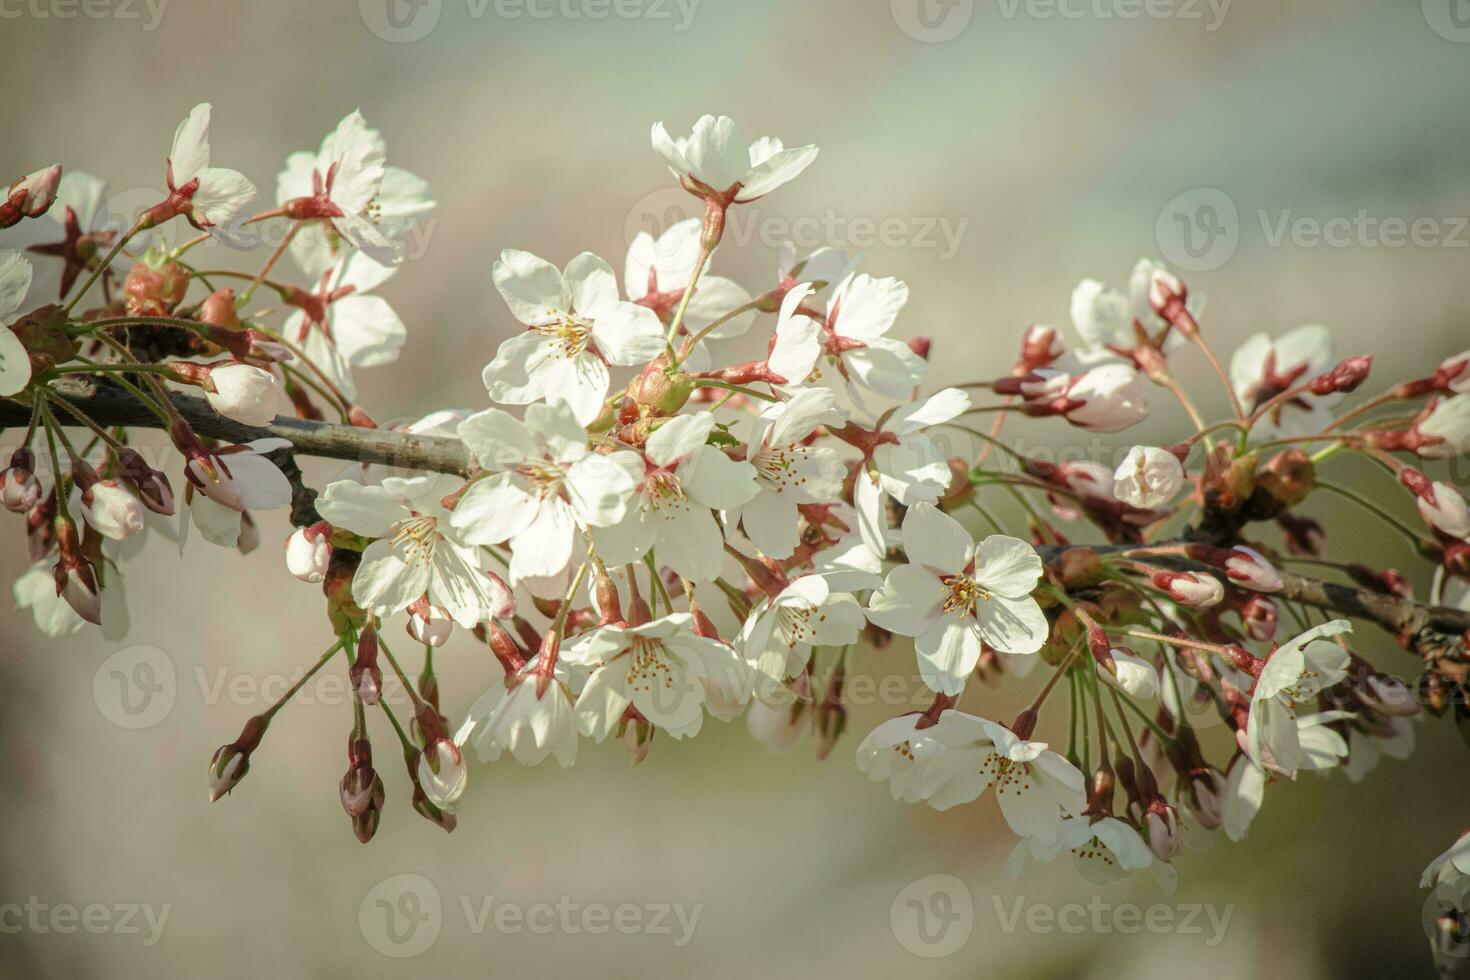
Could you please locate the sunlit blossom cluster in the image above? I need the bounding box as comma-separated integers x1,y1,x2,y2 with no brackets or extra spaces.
5,109,1470,913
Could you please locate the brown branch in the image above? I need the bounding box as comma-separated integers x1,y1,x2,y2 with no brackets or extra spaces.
6,378,1466,673
0,377,477,477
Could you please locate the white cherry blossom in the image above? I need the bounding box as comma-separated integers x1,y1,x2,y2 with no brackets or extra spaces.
451,402,639,583
651,115,818,202
625,218,754,360
592,412,757,582
1244,619,1353,777
866,504,1049,695
1070,258,1197,358
727,387,845,559
276,109,434,270
283,250,406,401
1113,446,1184,509
817,272,927,399
162,103,258,245
482,249,665,425
1230,324,1339,439
740,571,870,701
0,250,36,395
315,475,495,627
918,712,1086,839
568,613,751,739
457,664,579,768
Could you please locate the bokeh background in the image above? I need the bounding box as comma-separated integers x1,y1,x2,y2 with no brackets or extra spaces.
4,0,1470,975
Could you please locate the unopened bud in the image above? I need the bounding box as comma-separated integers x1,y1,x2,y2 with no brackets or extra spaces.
198,288,241,331
351,628,383,705
1308,355,1373,396
0,164,62,227
619,714,655,764
407,599,454,647
286,522,332,583
208,714,268,802
2,449,40,513
1152,571,1224,607
416,739,467,813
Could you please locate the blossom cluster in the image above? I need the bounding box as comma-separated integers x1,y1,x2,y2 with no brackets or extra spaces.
4,110,1470,916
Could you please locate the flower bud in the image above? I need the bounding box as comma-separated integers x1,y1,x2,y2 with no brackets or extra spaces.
123,256,190,317
1236,594,1279,642
1113,445,1184,509
78,479,146,541
745,698,809,755
407,599,454,647
0,164,62,227
186,361,281,427
340,737,384,820
416,739,467,814
1188,543,1283,592
2,449,40,513
1277,512,1325,557
1184,769,1224,830
1308,355,1373,396
1017,324,1062,371
207,714,268,802
1152,571,1224,607
52,514,101,624
114,447,174,515
351,628,383,706
1145,800,1183,861
198,288,241,331
285,521,332,583
1435,350,1470,394
630,358,693,415
1402,468,1470,540
1414,395,1470,460
619,714,655,764
485,569,516,620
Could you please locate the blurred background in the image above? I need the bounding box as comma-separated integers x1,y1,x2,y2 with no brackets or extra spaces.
4,0,1470,975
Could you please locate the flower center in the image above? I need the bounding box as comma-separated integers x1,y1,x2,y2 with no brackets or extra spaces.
391,514,439,563
645,470,687,511
753,445,809,495
531,312,594,359
514,460,567,499
778,603,827,649
625,638,678,698
940,574,988,618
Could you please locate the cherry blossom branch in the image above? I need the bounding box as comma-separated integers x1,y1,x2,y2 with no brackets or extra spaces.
0,377,477,476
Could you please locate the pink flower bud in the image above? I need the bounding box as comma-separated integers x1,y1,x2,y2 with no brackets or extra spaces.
201,362,282,427
0,164,62,227
416,738,467,813
407,600,454,647
1435,350,1470,394
485,570,516,620
619,714,655,764
1153,571,1224,607
79,479,146,541
1402,467,1470,540
351,628,383,705
1113,445,1184,509
1024,364,1149,432
2,449,40,513
1018,324,1062,371
285,522,332,583
1185,770,1224,831
1145,801,1182,862
1189,544,1283,592
1236,594,1279,642
1308,355,1373,396
52,515,101,624
114,448,174,515
207,745,250,803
